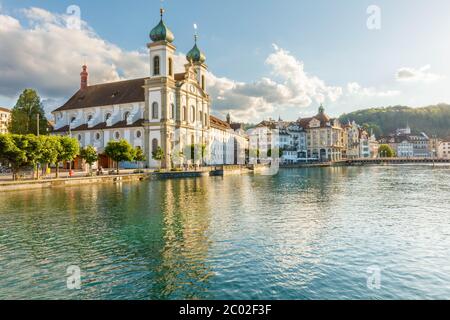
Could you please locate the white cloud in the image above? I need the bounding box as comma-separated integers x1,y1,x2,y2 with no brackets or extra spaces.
346,82,400,97
203,44,344,121
0,7,149,101
396,65,444,83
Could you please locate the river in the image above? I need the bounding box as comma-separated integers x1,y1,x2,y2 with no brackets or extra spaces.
0,165,449,299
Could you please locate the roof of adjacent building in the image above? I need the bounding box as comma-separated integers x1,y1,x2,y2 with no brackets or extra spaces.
0,107,11,113
53,78,148,112
210,115,231,130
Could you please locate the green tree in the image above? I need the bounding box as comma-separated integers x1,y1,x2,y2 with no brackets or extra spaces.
134,147,146,171
339,104,450,138
152,146,165,169
9,89,48,135
39,135,60,177
22,134,44,180
134,147,146,162
55,136,80,178
80,145,99,175
378,144,395,158
105,139,136,174
0,134,28,180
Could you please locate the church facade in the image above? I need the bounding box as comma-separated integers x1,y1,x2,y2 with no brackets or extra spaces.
52,9,248,169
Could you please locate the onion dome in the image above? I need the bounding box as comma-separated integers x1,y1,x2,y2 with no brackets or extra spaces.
318,103,325,114
186,35,206,64
150,9,175,43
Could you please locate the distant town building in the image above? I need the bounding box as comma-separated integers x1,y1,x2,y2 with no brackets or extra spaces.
379,126,430,158
253,105,346,163
0,107,11,134
344,121,360,159
300,105,344,162
438,141,450,159
251,119,307,164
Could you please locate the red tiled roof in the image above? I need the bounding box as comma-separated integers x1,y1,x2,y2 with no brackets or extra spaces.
298,117,313,129
53,78,148,112
0,107,11,113
210,115,231,130
52,125,70,133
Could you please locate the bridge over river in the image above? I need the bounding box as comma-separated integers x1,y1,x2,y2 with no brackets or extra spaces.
346,158,450,165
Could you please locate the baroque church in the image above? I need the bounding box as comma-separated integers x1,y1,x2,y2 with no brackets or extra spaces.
52,9,248,169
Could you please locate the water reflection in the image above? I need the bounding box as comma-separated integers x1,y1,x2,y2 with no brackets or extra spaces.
1,166,450,299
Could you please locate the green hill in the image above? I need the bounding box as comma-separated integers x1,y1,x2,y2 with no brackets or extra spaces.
339,104,450,139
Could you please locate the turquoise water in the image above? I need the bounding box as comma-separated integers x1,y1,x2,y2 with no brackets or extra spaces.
0,166,450,300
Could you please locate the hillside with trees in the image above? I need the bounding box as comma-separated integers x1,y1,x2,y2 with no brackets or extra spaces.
339,104,450,138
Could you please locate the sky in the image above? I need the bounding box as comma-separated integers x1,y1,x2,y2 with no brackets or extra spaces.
1,0,450,122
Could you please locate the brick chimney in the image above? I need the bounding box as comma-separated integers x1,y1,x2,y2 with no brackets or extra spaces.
80,65,88,90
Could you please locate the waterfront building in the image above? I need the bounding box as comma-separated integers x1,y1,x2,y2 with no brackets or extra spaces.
344,121,361,159
396,137,414,158
369,135,379,158
0,107,11,134
429,136,441,158
410,133,430,157
253,106,350,163
208,115,248,165
359,129,370,158
300,105,344,162
252,118,308,164
358,129,379,158
437,141,450,159
51,9,247,169
380,127,430,158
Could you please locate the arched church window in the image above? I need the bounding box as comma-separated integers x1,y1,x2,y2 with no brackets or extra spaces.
191,106,195,123
199,111,203,124
87,115,93,122
201,75,205,90
171,104,175,120
153,56,160,76
168,58,173,76
123,111,130,121
152,102,159,119
182,106,187,121
105,113,112,122
152,139,158,153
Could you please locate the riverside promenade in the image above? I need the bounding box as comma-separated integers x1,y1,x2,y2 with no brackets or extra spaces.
0,165,257,192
